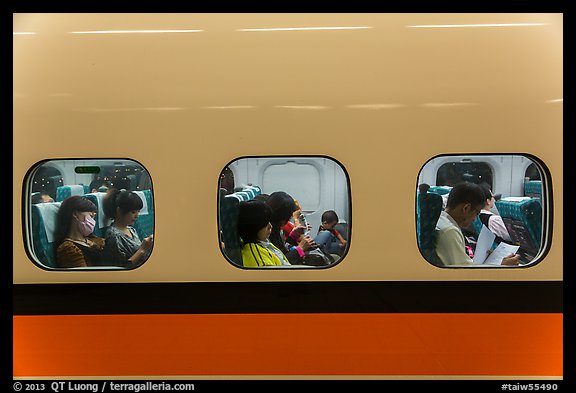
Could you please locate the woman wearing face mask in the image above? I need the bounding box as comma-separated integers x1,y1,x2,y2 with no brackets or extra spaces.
54,195,105,268
102,188,153,267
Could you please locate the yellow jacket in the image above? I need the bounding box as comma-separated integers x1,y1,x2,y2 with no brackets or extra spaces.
241,242,288,267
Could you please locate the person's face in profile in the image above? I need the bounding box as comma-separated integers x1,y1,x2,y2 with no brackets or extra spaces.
485,193,495,209
118,209,140,226
74,211,96,222
257,222,272,241
462,203,482,228
322,220,337,230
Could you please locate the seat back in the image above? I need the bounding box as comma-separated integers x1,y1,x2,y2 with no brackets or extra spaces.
524,180,542,200
56,184,90,202
471,216,483,236
83,192,111,238
242,185,262,199
428,185,452,195
416,184,443,265
30,201,61,267
132,189,154,239
219,186,261,266
219,195,242,265
417,185,451,238
495,197,542,258
235,191,251,201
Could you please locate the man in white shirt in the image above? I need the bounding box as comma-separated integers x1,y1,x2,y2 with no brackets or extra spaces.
435,182,519,266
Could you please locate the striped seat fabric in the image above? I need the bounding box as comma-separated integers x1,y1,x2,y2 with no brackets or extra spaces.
219,186,261,266
495,197,542,253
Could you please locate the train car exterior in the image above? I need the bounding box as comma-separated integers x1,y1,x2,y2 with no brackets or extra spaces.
12,13,564,384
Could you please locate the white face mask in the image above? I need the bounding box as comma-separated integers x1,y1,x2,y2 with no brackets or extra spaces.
76,214,96,236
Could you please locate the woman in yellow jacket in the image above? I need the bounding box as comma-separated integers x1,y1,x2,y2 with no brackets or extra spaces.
238,199,290,267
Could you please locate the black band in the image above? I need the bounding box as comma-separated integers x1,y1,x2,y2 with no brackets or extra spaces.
13,280,562,315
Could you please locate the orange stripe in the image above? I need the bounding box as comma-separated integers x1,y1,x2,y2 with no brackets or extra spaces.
13,313,562,377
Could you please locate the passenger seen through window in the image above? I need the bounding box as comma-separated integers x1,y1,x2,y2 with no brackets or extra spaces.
435,182,519,266
101,189,153,267
54,196,104,268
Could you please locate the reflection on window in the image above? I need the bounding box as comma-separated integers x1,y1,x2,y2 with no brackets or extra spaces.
525,163,542,181
25,159,154,270
218,156,350,269
31,166,63,202
418,155,549,268
219,166,235,195
436,162,493,189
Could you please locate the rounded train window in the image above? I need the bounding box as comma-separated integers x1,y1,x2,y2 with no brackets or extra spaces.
23,159,155,270
218,156,351,269
417,154,551,268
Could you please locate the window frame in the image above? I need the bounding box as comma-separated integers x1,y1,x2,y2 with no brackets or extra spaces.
416,153,552,269
218,155,352,270
22,158,155,271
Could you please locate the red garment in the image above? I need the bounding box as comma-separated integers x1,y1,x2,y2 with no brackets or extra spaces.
281,221,295,240
318,225,340,238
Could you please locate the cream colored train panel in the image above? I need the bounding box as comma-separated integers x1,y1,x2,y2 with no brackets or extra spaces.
12,13,563,381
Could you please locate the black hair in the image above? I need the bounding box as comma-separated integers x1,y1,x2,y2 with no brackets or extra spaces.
54,195,97,250
237,200,272,243
89,178,109,192
478,182,493,203
31,192,51,204
446,182,485,210
253,194,270,202
42,176,63,200
31,193,42,204
103,188,143,219
321,210,339,224
265,191,297,225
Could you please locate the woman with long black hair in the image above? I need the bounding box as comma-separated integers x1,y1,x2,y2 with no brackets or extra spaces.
265,191,315,265
102,188,153,267
54,196,104,268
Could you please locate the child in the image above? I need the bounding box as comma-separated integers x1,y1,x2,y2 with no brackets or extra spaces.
314,210,347,256
237,199,290,267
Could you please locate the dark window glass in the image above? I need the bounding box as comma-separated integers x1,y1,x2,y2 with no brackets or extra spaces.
219,167,235,195
31,166,63,201
436,162,493,189
524,163,542,180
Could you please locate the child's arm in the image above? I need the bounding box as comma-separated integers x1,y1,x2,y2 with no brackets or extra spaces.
336,232,347,246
